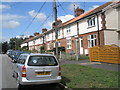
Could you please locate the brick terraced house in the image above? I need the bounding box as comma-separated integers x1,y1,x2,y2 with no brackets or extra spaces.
21,0,120,55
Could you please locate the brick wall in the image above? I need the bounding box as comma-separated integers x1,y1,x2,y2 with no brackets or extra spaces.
78,30,104,54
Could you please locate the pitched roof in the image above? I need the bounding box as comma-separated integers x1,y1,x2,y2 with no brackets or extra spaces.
111,1,120,7
59,1,112,27
23,34,43,43
22,1,113,43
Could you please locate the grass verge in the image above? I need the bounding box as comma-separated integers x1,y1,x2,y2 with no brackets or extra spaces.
61,64,120,88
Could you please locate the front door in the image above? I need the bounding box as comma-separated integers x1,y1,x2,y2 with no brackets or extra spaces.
80,37,83,54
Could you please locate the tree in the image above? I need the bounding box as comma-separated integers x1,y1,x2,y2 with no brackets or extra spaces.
9,37,24,50
40,46,45,53
2,41,9,53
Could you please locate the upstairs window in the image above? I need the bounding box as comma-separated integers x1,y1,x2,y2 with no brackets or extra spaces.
58,30,61,36
87,16,95,27
66,25,71,34
40,38,43,42
46,34,49,39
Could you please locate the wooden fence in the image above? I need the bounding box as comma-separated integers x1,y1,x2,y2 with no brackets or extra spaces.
89,45,120,64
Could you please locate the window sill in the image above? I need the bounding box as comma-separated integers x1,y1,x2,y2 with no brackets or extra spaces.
87,25,96,29
66,32,71,34
67,48,72,50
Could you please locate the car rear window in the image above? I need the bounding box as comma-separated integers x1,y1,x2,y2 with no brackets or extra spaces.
27,56,58,66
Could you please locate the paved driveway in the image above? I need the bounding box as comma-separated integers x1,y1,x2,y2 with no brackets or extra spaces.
60,60,120,72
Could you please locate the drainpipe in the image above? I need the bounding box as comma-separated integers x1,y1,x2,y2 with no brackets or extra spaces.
96,13,100,46
27,42,29,50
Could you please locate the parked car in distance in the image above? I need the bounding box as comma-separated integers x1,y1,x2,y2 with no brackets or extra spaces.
7,50,13,56
12,51,30,61
9,50,20,59
12,53,61,88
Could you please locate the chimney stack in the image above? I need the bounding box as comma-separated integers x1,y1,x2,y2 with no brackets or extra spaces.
74,7,84,17
34,32,39,36
52,19,62,28
29,35,34,38
42,28,47,33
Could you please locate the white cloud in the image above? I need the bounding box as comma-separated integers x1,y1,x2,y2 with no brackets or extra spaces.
0,14,25,21
93,5,99,8
0,14,25,29
58,15,74,23
68,3,80,11
0,4,11,11
43,14,74,29
28,10,47,21
16,35,29,39
2,21,20,29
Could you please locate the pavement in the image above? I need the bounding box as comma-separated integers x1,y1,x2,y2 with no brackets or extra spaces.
60,60,120,72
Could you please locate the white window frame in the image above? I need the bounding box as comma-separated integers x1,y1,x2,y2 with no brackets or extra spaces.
80,37,83,48
88,34,96,48
53,43,55,48
58,41,61,47
87,16,95,27
66,25,71,34
47,43,50,50
58,30,61,36
66,39,72,49
40,38,42,42
46,34,49,39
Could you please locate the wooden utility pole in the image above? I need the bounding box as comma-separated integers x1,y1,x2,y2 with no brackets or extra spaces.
53,0,58,59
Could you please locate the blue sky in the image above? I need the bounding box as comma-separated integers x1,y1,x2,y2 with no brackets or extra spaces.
0,1,106,42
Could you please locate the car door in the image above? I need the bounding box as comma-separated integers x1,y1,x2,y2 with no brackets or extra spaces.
16,55,27,78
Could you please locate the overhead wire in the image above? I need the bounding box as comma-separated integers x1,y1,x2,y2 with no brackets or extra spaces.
35,10,54,32
57,1,69,15
21,0,47,35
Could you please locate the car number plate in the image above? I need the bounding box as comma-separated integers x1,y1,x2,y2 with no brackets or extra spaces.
36,72,50,75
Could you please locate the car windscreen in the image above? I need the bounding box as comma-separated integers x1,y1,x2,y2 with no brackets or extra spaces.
27,56,58,66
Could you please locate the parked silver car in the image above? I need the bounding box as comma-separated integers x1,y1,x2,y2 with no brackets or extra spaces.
12,53,61,88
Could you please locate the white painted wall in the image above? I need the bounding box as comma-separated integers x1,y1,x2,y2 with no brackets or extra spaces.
79,15,102,34
105,7,118,30
35,38,40,45
64,23,77,38
58,28,63,39
45,33,53,42
53,32,55,40
21,43,27,48
104,30,119,46
29,41,34,46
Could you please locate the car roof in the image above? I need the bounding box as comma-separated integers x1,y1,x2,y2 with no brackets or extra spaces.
20,53,54,56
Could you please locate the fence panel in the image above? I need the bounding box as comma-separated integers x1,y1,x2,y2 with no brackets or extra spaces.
89,45,120,64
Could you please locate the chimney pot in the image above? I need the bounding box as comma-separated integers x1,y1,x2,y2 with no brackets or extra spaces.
34,32,39,36
74,7,85,17
42,28,47,33
29,35,34,38
52,19,62,28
